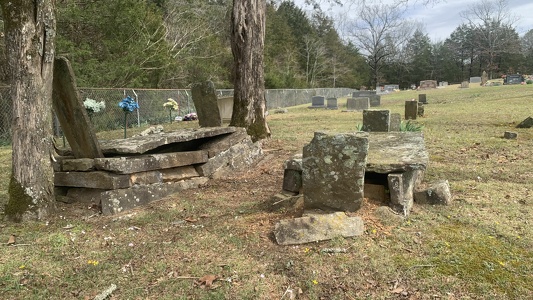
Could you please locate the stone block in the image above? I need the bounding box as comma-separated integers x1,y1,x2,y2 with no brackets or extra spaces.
302,132,369,212
364,183,387,202
273,212,364,245
363,109,390,132
283,169,302,193
418,94,427,104
66,187,108,204
503,131,517,139
161,166,200,182
369,95,381,107
326,97,338,109
387,170,424,216
199,127,249,158
94,151,208,174
346,97,369,111
55,171,131,189
62,158,95,172
414,180,452,205
101,177,209,215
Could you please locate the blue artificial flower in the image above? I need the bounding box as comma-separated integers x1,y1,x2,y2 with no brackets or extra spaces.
119,96,139,112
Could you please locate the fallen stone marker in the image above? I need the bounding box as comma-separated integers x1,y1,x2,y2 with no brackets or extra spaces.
516,117,533,128
414,180,452,205
273,212,364,245
503,131,517,139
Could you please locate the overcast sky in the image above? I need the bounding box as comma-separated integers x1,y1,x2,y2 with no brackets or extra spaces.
295,0,533,42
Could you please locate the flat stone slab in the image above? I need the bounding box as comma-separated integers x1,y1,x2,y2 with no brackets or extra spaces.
98,127,237,155
55,171,131,189
366,132,428,174
94,151,208,174
273,212,364,245
101,177,209,215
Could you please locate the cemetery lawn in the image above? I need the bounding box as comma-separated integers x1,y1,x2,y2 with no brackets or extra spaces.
1,84,533,299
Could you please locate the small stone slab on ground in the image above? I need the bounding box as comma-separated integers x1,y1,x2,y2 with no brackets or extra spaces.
516,117,533,128
414,180,452,205
273,212,364,245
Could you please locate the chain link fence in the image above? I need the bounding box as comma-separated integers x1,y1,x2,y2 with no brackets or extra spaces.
0,87,354,144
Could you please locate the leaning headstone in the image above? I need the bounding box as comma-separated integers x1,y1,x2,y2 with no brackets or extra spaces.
302,132,369,212
470,76,482,84
503,131,517,139
405,100,418,120
345,97,369,111
461,81,469,88
273,212,364,245
191,81,222,127
516,116,533,128
389,113,401,131
309,96,325,109
418,94,427,104
326,97,338,110
414,180,452,205
362,109,390,132
52,56,104,159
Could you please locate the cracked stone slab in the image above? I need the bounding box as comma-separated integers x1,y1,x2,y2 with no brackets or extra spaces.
273,212,364,245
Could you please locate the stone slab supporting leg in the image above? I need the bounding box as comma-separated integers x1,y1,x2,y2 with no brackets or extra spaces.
387,169,424,216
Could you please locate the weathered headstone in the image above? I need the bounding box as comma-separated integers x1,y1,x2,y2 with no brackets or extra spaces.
438,81,448,87
363,109,390,132
405,100,418,120
470,76,482,84
461,81,469,88
389,113,401,131
326,97,338,110
191,81,222,127
309,96,325,108
481,71,488,86
369,95,381,107
345,97,369,111
302,132,369,212
52,56,104,159
419,80,437,89
418,94,427,104
516,117,533,128
352,91,376,97
383,85,399,92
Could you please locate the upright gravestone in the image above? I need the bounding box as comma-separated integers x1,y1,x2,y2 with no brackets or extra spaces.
418,94,427,104
461,81,469,88
481,71,488,86
352,91,376,98
362,109,390,132
326,97,338,110
389,113,401,131
302,132,369,212
309,96,325,108
369,95,381,107
405,100,418,120
346,97,369,111
191,81,222,127
470,76,482,84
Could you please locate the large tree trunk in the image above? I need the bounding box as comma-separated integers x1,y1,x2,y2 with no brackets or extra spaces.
1,1,56,221
230,0,270,142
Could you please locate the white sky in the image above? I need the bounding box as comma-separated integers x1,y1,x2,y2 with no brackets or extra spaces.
295,0,533,42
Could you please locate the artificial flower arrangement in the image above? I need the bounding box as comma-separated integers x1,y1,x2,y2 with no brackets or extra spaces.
163,98,179,123
83,98,106,121
118,96,139,138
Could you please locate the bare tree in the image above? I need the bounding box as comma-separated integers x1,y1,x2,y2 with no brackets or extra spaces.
460,0,519,79
1,1,56,221
230,0,270,141
346,1,414,88
302,35,327,87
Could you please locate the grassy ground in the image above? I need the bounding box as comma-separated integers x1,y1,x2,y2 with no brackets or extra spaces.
1,84,532,299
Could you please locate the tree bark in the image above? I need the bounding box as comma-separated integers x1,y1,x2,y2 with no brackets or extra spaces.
230,0,270,142
1,0,56,221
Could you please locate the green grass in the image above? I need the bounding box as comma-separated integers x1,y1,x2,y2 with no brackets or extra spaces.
1,83,533,299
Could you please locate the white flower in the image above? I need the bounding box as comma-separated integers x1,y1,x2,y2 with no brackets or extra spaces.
84,98,106,113
163,98,179,111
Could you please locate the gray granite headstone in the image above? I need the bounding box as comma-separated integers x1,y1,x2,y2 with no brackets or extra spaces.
470,76,482,83
369,95,381,107
362,109,390,132
309,96,325,108
302,132,369,212
346,97,369,111
191,81,222,127
326,97,338,110
389,113,401,131
405,100,418,120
